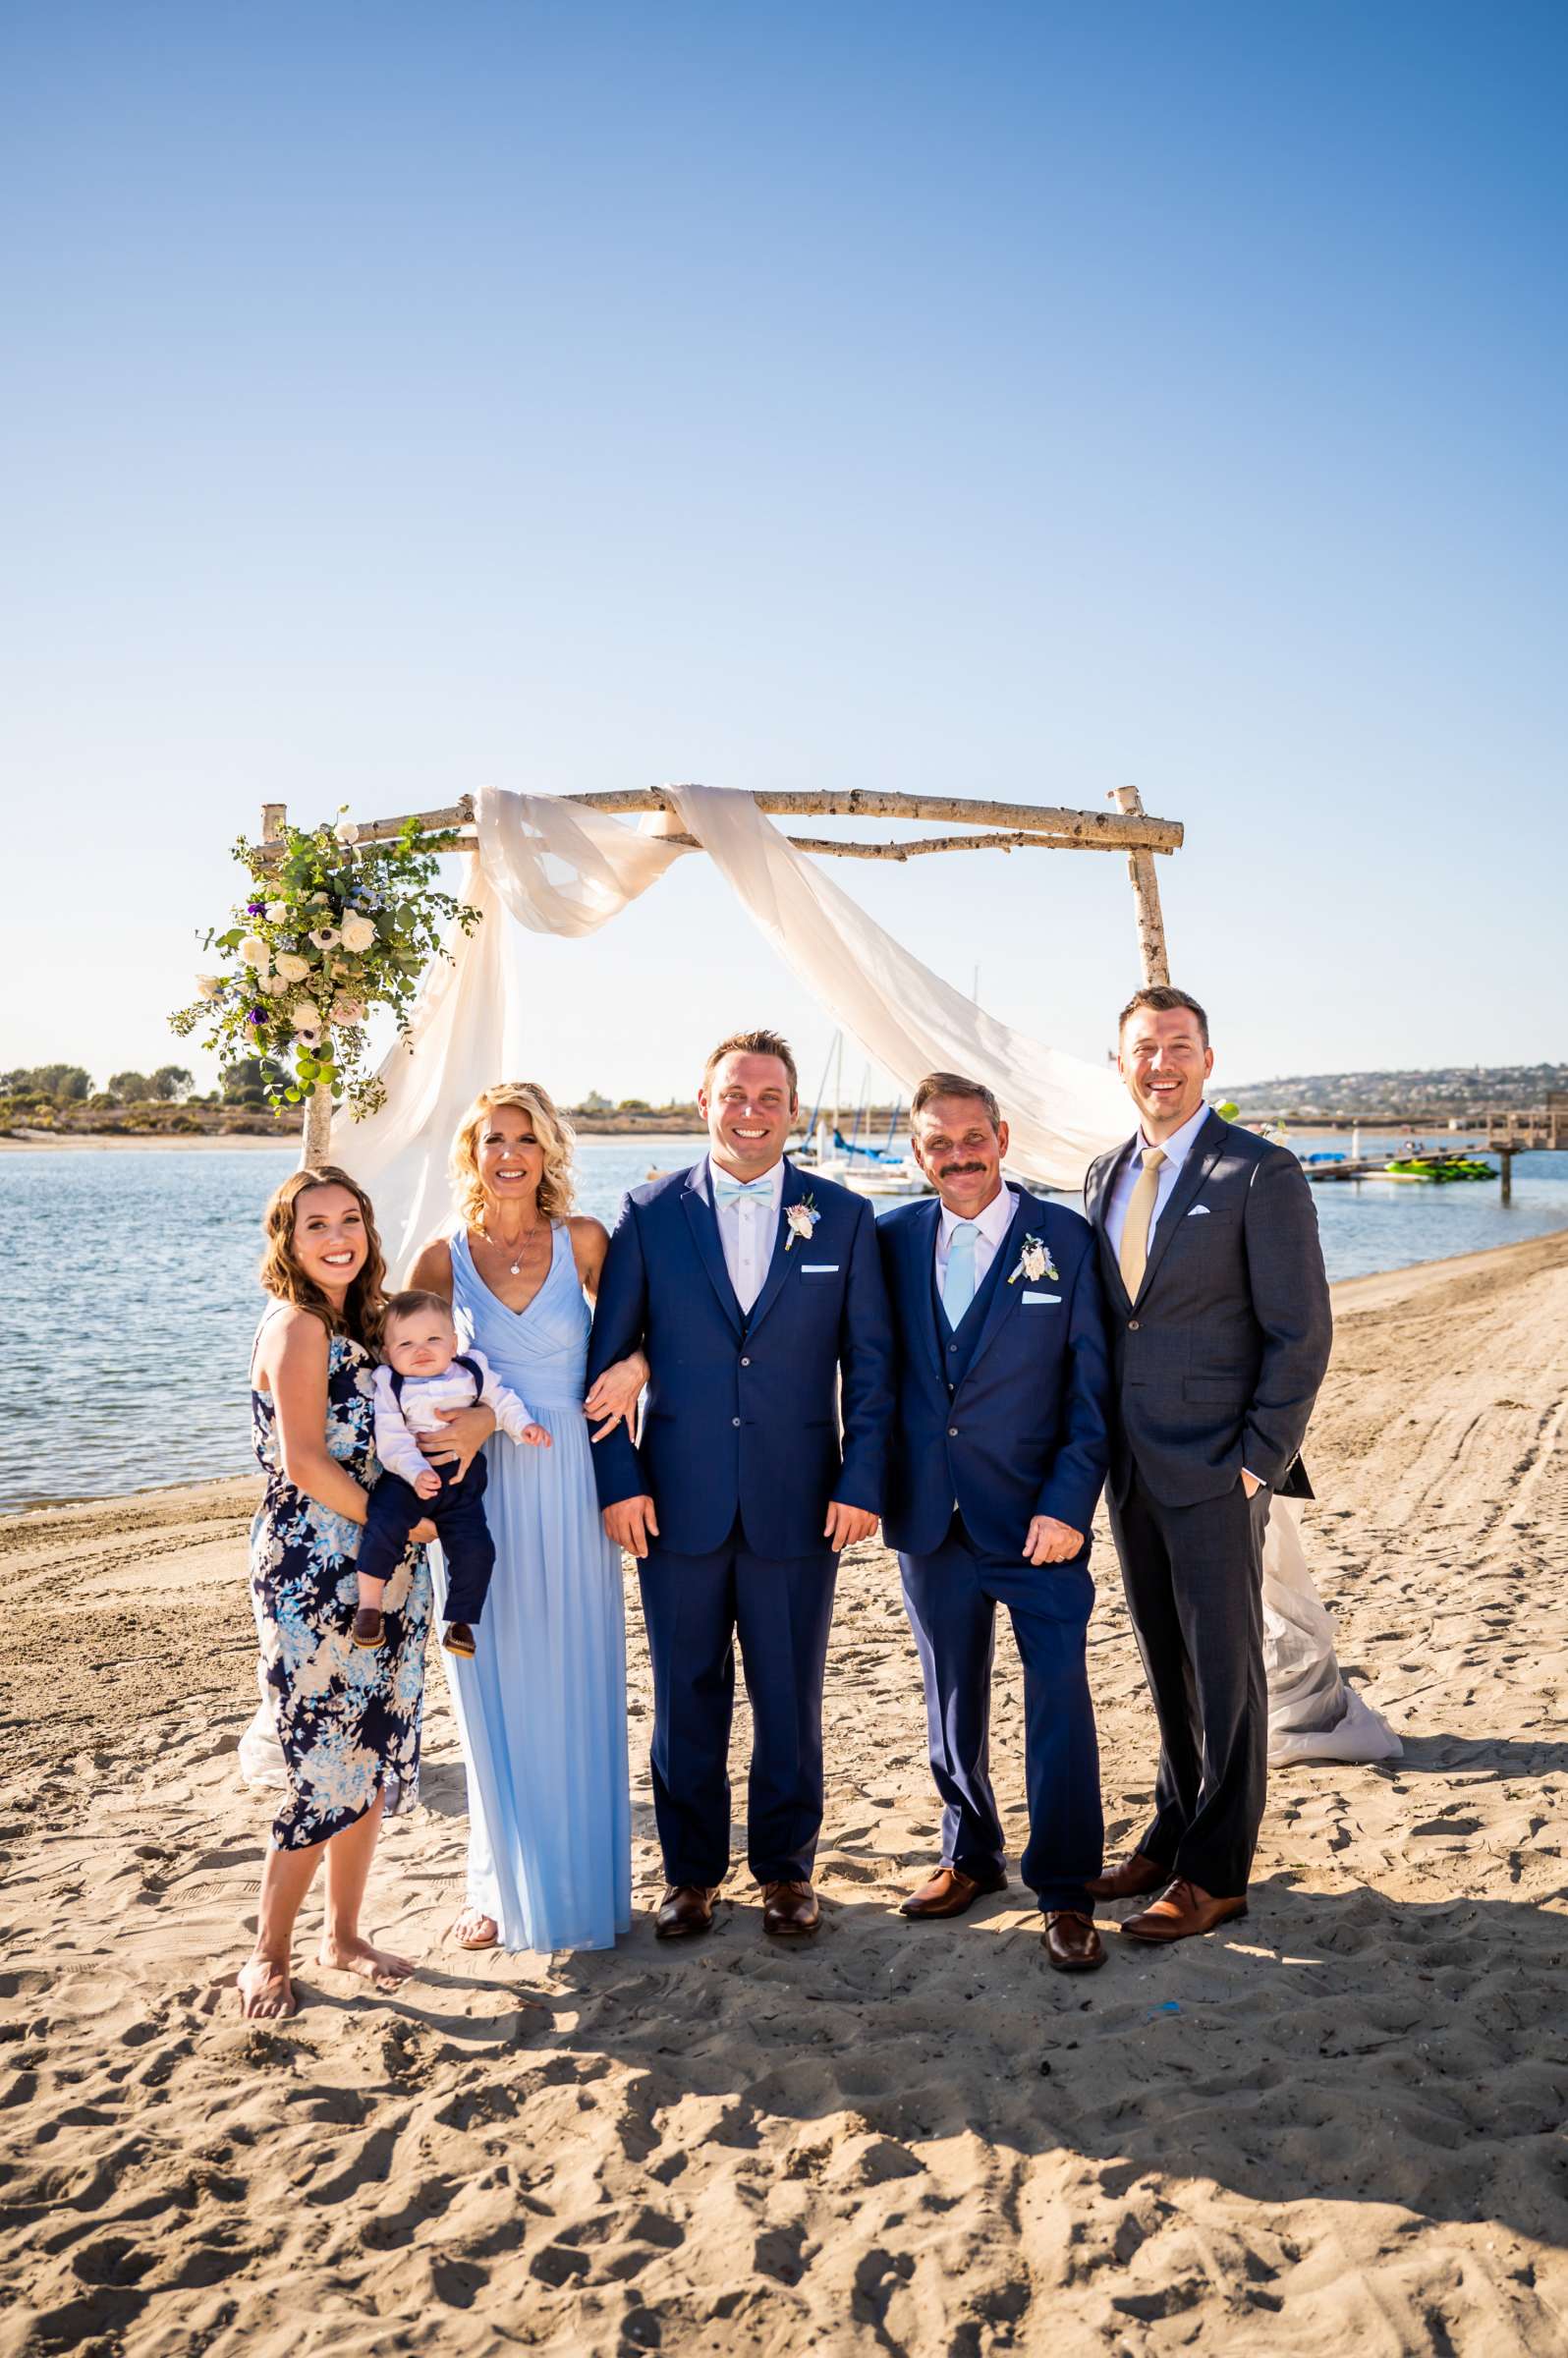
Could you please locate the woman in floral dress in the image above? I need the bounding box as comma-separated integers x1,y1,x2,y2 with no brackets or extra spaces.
239,1164,489,2019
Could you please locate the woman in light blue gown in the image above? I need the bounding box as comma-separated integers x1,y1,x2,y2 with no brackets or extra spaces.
407,1082,644,1954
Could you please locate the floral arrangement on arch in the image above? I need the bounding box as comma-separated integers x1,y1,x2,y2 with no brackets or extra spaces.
171,812,479,1118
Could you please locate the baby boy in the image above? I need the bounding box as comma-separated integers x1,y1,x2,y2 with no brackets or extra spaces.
356,1288,549,1658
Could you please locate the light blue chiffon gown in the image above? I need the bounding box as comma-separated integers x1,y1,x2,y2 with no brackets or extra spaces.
439,1224,632,1952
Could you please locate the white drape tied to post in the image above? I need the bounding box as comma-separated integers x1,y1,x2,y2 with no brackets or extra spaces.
312,782,1402,1774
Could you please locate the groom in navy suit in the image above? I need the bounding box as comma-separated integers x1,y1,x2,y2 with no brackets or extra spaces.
588,1028,893,1941
879,1074,1113,1971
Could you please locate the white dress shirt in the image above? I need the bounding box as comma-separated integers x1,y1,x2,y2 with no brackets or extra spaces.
933,1183,1017,1294
371,1350,534,1487
703,1153,784,1314
1103,1098,1213,1265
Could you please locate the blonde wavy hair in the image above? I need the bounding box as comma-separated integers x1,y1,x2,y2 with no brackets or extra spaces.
259,1164,388,1347
451,1082,578,1230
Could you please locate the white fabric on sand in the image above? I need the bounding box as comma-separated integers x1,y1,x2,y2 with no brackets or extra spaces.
1263,1496,1401,1765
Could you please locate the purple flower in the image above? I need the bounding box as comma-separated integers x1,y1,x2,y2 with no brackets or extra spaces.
247,899,266,915
247,1006,267,1027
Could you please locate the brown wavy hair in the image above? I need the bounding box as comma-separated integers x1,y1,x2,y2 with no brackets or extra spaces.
259,1164,388,1348
451,1083,577,1230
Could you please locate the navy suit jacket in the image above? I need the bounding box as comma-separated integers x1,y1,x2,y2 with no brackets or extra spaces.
878,1185,1112,1560
587,1156,895,1558
1085,1110,1331,1509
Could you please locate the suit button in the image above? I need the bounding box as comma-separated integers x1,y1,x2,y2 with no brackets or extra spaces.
948,1427,959,1438
732,1416,741,1428
740,1356,752,1367
1128,1318,1140,1330
948,1342,958,1354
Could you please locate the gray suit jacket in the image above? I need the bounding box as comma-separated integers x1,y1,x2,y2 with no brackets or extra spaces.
1085,1110,1332,1509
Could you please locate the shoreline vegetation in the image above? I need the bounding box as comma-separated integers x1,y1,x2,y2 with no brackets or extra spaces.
4,1060,1563,1150
0,1110,1540,1152
2,1226,1565,2345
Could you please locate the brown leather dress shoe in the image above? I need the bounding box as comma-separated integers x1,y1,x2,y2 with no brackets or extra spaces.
351,1606,384,1650
1120,1878,1248,1944
1085,1851,1167,1902
760,1881,821,1937
654,1884,720,1939
899,1866,1008,1920
1042,1910,1106,1971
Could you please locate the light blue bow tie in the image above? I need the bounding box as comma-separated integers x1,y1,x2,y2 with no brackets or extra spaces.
714,1175,774,1208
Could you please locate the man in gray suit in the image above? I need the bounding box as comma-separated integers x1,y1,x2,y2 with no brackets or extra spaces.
1085,985,1331,1942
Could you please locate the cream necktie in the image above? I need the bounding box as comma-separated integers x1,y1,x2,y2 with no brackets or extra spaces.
1118,1147,1167,1300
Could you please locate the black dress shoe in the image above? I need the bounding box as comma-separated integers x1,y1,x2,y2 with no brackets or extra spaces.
899,1866,1008,1920
654,1884,720,1939
760,1881,820,1937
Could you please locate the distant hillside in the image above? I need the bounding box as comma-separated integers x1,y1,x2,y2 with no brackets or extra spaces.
1225,1064,1567,1120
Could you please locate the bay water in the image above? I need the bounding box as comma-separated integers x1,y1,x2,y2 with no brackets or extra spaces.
3,1134,1564,1513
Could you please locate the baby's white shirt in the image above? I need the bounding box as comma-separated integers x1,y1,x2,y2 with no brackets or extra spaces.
371,1350,534,1487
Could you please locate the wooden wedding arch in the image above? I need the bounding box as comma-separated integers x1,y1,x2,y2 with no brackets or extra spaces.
257,784,1184,1163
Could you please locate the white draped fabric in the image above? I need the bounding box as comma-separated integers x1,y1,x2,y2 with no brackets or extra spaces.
313,782,1397,1771
341,784,1129,1264
1262,1499,1402,1765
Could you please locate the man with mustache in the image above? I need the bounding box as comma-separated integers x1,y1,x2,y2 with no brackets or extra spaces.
1085,986,1331,1942
878,1073,1113,1969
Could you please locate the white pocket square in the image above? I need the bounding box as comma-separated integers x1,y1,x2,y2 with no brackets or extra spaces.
801,1263,839,1273
1021,1290,1061,1305
1187,1205,1211,1217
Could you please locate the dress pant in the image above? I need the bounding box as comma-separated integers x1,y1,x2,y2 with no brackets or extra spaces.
1108,1467,1269,1898
899,1513,1102,1911
359,1454,495,1622
638,1519,838,1887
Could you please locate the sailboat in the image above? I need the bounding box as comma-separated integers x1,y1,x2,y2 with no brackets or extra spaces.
795,1037,933,1198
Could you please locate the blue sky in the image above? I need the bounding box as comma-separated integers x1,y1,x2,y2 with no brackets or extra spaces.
3,1,1563,1102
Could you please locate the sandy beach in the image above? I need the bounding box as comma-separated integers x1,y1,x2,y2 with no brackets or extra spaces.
2,1230,1566,2355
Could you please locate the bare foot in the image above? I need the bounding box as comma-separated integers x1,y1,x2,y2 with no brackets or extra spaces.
237,1954,296,2019
316,1933,416,1991
452,1907,499,1950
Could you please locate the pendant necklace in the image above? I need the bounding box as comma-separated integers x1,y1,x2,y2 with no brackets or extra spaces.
482,1221,535,1277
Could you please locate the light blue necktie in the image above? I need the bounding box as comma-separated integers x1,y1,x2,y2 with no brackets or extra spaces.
714,1175,773,1209
943,1220,980,1323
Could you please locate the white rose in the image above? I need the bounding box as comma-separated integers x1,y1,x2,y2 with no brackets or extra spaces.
291,997,321,1030
195,973,222,999
239,935,267,967
340,915,376,953
308,926,341,950
265,976,290,996
330,997,366,1026
311,890,331,905
335,819,361,845
265,901,288,924
274,952,311,982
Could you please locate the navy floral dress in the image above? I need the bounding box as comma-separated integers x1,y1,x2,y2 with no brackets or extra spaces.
250,1319,432,1850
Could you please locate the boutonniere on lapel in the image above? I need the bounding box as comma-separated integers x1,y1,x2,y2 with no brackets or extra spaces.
1008,1235,1058,1286
785,1197,820,1252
